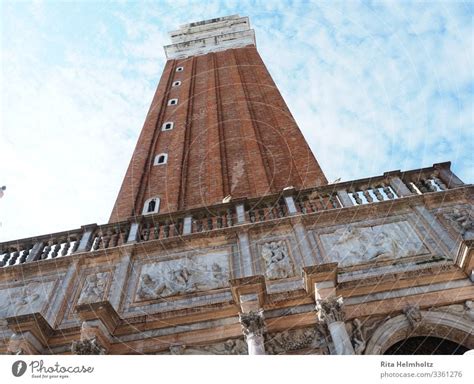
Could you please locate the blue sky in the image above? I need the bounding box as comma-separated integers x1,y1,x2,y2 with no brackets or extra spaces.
0,0,473,241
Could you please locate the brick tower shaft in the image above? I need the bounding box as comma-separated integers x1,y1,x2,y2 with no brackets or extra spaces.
110,15,327,222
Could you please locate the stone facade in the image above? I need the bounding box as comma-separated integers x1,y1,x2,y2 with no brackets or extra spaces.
0,16,472,355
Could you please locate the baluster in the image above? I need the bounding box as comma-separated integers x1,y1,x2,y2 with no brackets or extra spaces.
226,208,233,227
101,231,110,249
61,239,71,256
207,218,213,231
19,248,29,264
414,180,428,193
9,250,20,265
406,182,418,194
383,185,395,199
92,235,101,251
51,241,61,258
258,208,265,221
329,194,339,208
153,225,160,239
163,222,170,238
110,230,119,247
363,189,373,203
266,203,275,219
373,187,384,202
432,176,447,191
248,210,255,223
423,179,436,192
71,238,80,253
352,191,362,205
277,201,285,218
142,224,150,241
173,222,180,236
0,252,11,267
41,242,52,260
195,219,203,232
217,215,223,229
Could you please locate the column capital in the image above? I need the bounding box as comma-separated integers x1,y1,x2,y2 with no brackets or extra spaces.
239,309,266,338
316,296,345,324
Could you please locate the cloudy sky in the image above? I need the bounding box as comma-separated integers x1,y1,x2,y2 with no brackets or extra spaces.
0,0,472,242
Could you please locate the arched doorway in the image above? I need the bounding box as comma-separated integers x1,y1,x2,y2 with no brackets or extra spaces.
384,336,468,355
365,310,473,355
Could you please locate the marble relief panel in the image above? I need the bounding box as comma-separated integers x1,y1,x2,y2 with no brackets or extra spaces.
316,220,429,267
134,250,231,302
0,279,57,319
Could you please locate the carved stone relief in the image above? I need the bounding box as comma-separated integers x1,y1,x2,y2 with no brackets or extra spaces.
265,327,327,354
135,252,230,301
403,304,422,329
444,208,474,237
319,221,429,267
77,272,109,305
260,241,294,280
0,280,56,318
428,300,474,322
167,338,248,355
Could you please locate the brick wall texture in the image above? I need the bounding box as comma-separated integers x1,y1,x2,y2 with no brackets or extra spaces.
109,46,327,222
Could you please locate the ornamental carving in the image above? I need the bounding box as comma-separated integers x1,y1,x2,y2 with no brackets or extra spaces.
316,296,345,324
239,309,266,338
78,272,109,305
320,221,428,266
403,304,422,329
261,241,294,280
71,322,106,355
445,208,474,236
265,327,326,354
428,300,474,322
135,252,230,301
350,319,366,355
167,339,247,355
71,338,106,355
0,280,55,318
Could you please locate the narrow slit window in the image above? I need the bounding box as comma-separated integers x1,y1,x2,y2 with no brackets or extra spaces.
162,122,174,131
154,153,168,165
176,66,184,72
172,81,181,87
168,98,178,106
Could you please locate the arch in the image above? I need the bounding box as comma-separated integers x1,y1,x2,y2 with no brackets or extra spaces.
365,310,474,355
143,197,160,215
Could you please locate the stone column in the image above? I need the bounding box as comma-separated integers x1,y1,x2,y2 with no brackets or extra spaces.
239,309,266,355
316,297,354,355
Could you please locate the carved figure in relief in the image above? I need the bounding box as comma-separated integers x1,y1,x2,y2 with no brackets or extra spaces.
137,273,167,300
261,241,293,280
323,221,427,266
403,304,422,329
136,254,230,300
446,208,473,235
351,318,366,355
78,272,108,304
14,282,40,315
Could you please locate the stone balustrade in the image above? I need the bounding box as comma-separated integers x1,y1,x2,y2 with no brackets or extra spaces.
0,162,466,269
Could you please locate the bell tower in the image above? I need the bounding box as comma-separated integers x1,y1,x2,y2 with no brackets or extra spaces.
109,15,327,222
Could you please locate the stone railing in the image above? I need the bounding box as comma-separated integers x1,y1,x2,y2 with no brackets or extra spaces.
0,162,467,268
